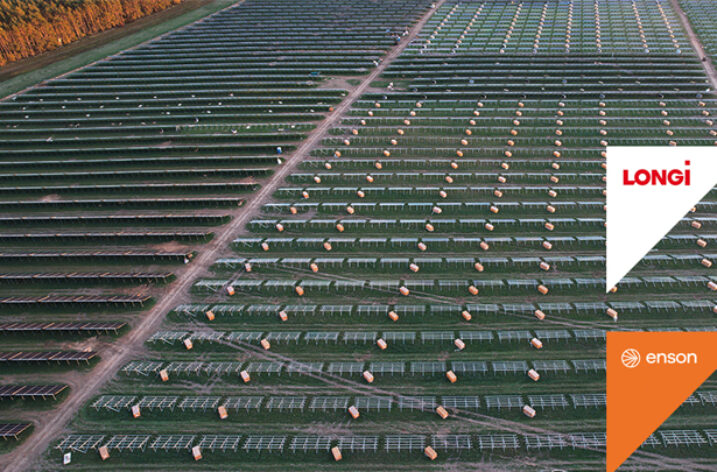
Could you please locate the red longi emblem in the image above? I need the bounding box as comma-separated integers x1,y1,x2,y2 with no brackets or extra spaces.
622,160,691,186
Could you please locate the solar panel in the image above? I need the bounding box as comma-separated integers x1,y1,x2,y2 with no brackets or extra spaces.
382,331,416,343
209,304,246,317
243,435,286,452
641,434,661,447
147,331,188,343
659,430,707,447
497,330,532,343
265,331,302,343
398,396,436,410
355,396,392,411
682,394,702,406
56,435,105,453
204,361,244,375
226,331,264,342
150,435,196,451
475,434,520,450
309,396,350,411
222,396,264,410
190,331,225,342
534,329,572,341
683,326,717,332
327,362,364,375
285,361,324,374
355,305,388,317
451,360,489,374
384,435,426,452
570,393,606,408
393,304,427,316
573,329,607,341
0,351,97,362
282,304,318,317
304,331,340,343
0,322,125,333
432,434,471,450
410,361,446,375
197,435,242,452
104,435,151,452
528,394,569,409
420,331,454,342
173,304,210,318
572,359,606,372
458,330,494,342
485,395,522,409
525,434,569,450
91,395,137,412
369,361,405,375
337,435,379,452
492,360,529,374
532,359,571,373
122,360,164,376
265,396,307,411
165,361,205,375
138,396,178,411
0,384,66,399
697,391,717,405
441,395,480,409
704,429,717,446
178,396,221,411
343,331,377,343
320,304,353,316
290,436,332,452
246,361,284,374
570,432,607,448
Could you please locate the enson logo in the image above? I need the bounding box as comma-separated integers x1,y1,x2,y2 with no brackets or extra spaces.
623,160,691,186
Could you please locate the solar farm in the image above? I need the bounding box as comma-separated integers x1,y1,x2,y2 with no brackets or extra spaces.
0,0,716,470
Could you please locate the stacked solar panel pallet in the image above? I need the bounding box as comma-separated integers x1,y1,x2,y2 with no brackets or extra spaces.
55,0,716,470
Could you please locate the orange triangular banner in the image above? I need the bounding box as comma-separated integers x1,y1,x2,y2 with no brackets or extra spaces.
607,331,717,471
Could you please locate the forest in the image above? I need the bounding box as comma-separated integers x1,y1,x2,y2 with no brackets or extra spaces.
0,0,184,66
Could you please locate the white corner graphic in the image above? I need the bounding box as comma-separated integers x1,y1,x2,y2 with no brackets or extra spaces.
606,147,717,292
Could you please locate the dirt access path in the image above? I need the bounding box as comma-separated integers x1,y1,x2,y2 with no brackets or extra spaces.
670,0,717,90
0,2,445,471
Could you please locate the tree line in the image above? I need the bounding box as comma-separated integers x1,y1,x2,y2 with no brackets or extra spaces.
0,0,183,66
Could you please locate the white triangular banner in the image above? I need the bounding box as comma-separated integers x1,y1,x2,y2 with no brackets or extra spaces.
606,146,717,292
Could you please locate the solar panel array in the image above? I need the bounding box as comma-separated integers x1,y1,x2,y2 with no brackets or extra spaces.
1,0,438,443
145,326,664,348
680,1,717,64
119,357,613,378
0,385,66,399
55,429,715,454
54,0,717,468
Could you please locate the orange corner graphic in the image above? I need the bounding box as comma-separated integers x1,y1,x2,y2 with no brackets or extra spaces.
607,331,717,471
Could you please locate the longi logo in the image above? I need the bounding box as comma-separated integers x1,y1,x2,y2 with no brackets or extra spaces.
620,348,698,368
623,160,691,186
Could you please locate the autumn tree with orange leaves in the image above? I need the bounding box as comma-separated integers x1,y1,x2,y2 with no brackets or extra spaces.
0,0,183,66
